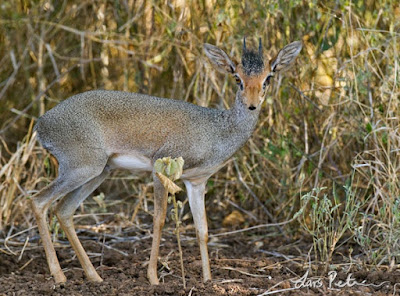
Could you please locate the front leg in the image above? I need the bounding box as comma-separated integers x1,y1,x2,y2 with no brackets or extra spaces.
183,179,211,282
148,173,168,285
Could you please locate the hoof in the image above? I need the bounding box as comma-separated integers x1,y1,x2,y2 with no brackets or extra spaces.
149,278,160,285
87,272,103,282
147,272,159,285
54,272,67,283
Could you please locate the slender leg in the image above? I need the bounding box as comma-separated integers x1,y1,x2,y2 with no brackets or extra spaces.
147,173,168,285
55,167,110,282
32,181,69,283
183,179,211,282
31,166,104,283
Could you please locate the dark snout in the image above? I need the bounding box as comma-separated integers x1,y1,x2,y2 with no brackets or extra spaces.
248,105,256,110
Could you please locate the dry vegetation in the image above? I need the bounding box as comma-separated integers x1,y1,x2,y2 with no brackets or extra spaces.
0,0,399,289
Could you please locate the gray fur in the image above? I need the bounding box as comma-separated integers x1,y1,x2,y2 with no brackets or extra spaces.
35,90,259,173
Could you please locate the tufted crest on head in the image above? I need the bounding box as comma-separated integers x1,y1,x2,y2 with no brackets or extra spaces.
241,37,265,76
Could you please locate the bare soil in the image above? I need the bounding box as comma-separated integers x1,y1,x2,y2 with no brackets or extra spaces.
1,224,399,296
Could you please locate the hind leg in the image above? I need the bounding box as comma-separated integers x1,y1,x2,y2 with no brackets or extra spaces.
32,154,108,283
55,167,110,282
32,179,71,283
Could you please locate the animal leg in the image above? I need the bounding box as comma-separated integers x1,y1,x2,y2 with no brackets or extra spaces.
183,180,211,282
55,167,110,282
147,173,168,285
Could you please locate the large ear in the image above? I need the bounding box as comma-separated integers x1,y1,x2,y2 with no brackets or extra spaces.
203,43,236,74
270,41,302,74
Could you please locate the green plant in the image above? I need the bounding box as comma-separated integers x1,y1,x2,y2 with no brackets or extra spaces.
352,118,400,269
300,183,361,271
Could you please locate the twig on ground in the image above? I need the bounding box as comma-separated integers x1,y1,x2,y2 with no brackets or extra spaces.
220,266,272,278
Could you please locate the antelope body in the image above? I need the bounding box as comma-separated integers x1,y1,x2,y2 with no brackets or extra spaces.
31,39,302,284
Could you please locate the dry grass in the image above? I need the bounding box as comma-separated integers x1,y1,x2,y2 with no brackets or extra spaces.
0,0,399,271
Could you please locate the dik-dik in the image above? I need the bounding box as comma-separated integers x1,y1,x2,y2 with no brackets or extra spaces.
32,38,302,284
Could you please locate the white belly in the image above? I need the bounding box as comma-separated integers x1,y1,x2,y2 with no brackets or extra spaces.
108,152,228,181
109,153,153,172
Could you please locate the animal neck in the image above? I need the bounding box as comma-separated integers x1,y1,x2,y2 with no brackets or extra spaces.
217,92,261,156
229,92,261,136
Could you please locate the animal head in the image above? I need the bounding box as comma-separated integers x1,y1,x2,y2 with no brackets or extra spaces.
204,38,302,111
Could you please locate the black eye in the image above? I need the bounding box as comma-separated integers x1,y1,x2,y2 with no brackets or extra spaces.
234,75,244,90
263,74,273,89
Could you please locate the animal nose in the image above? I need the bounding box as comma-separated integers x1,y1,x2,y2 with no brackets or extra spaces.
248,105,256,110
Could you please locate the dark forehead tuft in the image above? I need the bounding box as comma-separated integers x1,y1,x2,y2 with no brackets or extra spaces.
241,50,264,76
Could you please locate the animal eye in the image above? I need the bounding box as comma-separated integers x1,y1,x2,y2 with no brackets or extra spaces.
262,80,267,90
263,74,273,89
234,75,244,90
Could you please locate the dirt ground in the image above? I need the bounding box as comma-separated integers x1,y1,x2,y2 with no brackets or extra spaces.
1,223,399,296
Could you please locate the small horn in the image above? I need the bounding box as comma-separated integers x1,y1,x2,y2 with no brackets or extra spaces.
243,36,247,52
258,38,263,56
